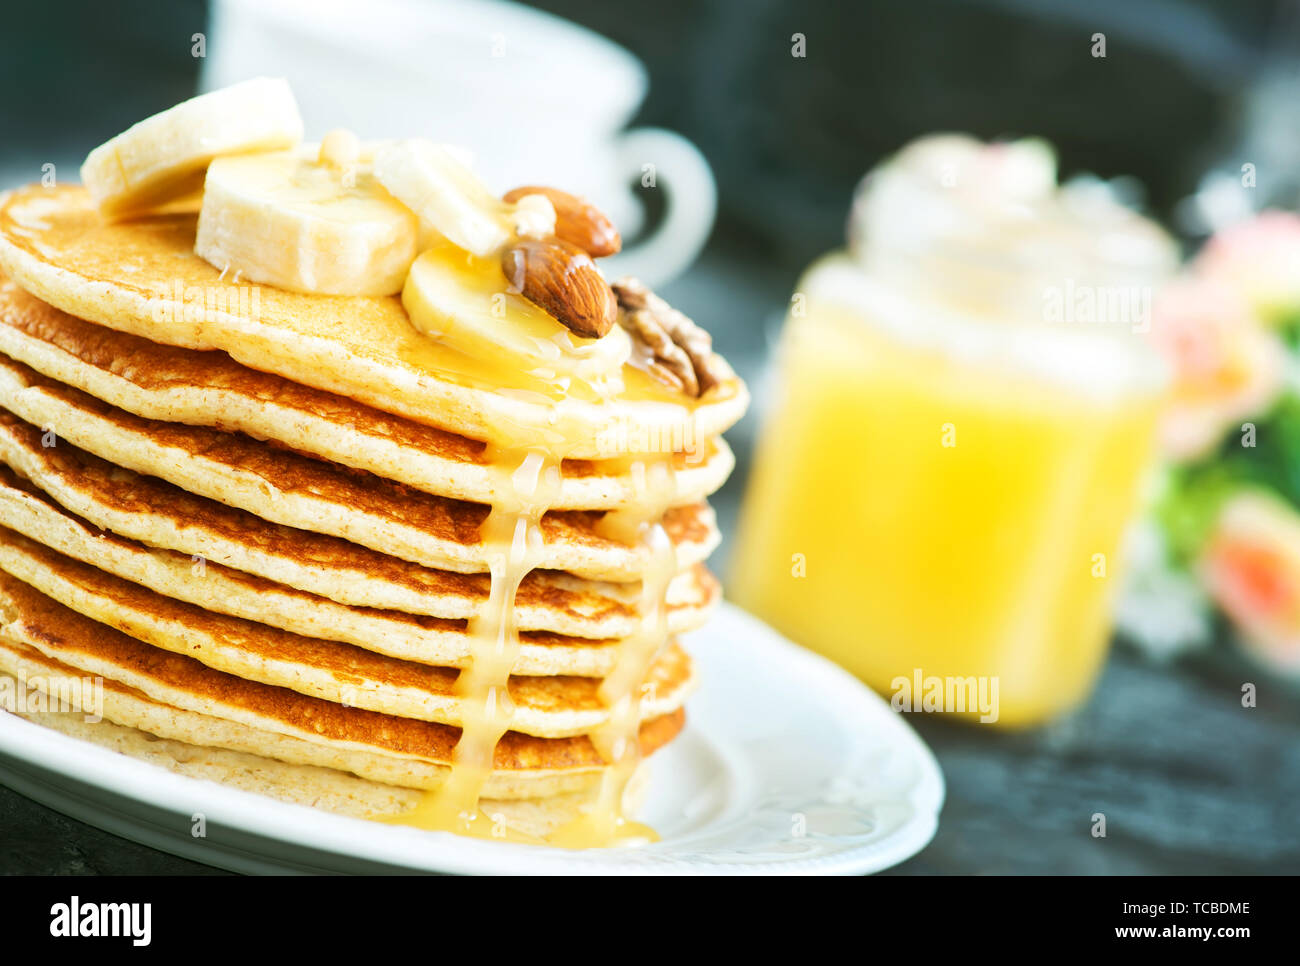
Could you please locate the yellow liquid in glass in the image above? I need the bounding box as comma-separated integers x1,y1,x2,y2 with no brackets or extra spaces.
730,291,1161,728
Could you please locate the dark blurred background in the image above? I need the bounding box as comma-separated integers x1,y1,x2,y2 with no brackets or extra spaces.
3,0,1295,255
4,0,1296,529
1,0,1297,875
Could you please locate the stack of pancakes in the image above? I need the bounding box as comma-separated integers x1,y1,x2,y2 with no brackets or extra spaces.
0,185,747,836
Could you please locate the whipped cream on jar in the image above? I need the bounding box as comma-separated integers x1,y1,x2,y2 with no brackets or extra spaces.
798,133,1180,399
846,134,1179,325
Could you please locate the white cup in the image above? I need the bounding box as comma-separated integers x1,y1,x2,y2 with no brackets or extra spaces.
201,0,717,286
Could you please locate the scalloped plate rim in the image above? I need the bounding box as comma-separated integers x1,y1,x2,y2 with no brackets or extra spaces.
0,601,944,875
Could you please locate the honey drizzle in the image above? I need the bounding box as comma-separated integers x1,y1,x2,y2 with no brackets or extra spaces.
378,446,559,843
379,449,682,847
375,250,688,847
548,456,679,848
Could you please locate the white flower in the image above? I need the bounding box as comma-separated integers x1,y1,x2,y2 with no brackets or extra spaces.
1195,210,1300,324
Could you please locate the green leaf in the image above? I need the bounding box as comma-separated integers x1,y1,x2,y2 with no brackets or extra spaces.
1154,465,1240,568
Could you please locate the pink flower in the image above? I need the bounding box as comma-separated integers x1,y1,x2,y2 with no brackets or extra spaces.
1200,492,1300,675
1146,275,1286,461
1195,210,1300,323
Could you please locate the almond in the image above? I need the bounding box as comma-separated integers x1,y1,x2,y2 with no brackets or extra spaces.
502,237,619,339
504,185,622,258
612,277,722,397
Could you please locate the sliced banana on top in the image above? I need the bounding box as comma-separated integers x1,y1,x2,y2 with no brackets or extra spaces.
403,243,630,383
82,77,303,218
374,138,553,256
195,135,420,296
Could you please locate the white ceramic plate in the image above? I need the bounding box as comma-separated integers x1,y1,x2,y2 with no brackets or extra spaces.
0,603,943,875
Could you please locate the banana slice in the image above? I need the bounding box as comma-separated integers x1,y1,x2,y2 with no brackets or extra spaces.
403,243,630,383
195,136,419,296
81,77,303,218
374,138,552,256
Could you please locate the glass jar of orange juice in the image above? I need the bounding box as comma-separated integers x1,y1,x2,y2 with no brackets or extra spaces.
731,135,1178,727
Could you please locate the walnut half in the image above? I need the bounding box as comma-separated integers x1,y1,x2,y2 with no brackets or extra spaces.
612,278,721,397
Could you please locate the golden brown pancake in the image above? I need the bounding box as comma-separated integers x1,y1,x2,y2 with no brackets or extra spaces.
0,575,685,798
0,277,735,509
0,461,717,675
0,413,718,642
0,531,694,738
0,185,747,458
3,678,642,831
0,181,743,832
0,355,718,580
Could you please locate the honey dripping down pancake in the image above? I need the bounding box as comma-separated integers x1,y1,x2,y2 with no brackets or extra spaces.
0,354,720,582
0,84,750,848
0,575,686,800
0,460,720,676
0,527,697,738
0,412,720,649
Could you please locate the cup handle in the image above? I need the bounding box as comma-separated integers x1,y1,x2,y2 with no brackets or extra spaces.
602,127,717,287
